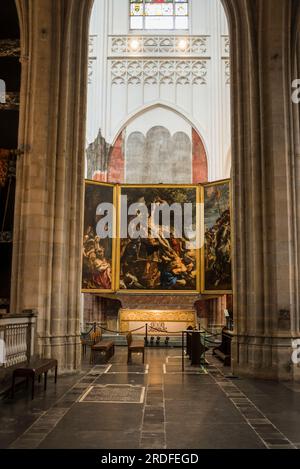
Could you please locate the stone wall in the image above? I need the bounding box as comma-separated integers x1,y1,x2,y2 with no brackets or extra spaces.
88,124,208,185
125,126,192,184
192,128,208,183
107,132,124,183
86,129,111,180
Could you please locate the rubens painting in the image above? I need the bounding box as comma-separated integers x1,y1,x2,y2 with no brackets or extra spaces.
202,180,232,293
82,181,115,292
118,186,199,292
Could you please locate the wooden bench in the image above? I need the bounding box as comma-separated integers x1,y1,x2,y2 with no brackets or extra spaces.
213,328,233,366
90,341,115,364
11,358,58,400
127,332,145,364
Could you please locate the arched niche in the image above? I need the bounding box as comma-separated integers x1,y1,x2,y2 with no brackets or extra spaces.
105,105,208,184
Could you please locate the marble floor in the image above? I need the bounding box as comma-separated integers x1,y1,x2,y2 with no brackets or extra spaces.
1,348,300,449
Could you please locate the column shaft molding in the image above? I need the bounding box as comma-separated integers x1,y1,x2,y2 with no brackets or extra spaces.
12,0,94,371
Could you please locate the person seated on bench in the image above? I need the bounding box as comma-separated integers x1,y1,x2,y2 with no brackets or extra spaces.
90,329,115,364
126,332,145,364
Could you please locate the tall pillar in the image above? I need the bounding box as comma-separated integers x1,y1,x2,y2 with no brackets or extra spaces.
208,300,216,329
226,0,300,380
207,297,226,331
218,296,227,327
83,295,103,325
11,0,93,371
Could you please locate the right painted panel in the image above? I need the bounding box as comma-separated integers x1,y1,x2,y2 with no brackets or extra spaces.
202,179,232,293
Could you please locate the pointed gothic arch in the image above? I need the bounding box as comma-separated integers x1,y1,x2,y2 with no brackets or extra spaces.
106,102,208,184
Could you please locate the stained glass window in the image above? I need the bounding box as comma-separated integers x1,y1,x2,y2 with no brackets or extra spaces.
130,0,189,30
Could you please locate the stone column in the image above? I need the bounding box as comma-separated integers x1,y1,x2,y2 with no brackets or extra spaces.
12,0,93,371
225,0,300,380
216,296,226,328
83,295,103,325
208,300,215,329
207,298,225,331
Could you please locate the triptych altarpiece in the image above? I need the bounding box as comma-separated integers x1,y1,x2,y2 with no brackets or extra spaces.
82,180,232,295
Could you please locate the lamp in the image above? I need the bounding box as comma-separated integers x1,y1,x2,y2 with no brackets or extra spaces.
178,38,188,51
129,38,140,52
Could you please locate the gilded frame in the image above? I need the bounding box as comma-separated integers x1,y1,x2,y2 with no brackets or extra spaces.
116,184,201,294
81,180,117,294
201,179,232,294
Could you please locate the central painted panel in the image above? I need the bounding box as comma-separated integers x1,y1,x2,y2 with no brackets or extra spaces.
117,185,200,293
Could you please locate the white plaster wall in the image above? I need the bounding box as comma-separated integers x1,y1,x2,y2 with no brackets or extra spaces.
125,106,193,183
125,106,192,138
87,0,231,181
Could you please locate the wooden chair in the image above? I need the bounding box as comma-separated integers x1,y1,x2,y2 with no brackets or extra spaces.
126,332,145,364
90,341,115,364
81,324,101,356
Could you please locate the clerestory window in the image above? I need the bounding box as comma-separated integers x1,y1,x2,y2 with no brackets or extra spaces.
130,0,189,31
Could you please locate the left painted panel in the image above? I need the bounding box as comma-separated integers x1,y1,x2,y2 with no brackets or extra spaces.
82,181,116,293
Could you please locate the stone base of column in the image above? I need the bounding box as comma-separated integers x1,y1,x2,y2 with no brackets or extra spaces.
36,334,82,373
231,335,300,381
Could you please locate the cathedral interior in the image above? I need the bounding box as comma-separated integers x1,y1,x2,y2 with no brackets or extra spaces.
1,0,300,454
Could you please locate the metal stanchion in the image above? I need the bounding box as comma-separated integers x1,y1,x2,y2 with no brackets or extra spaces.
182,331,185,372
